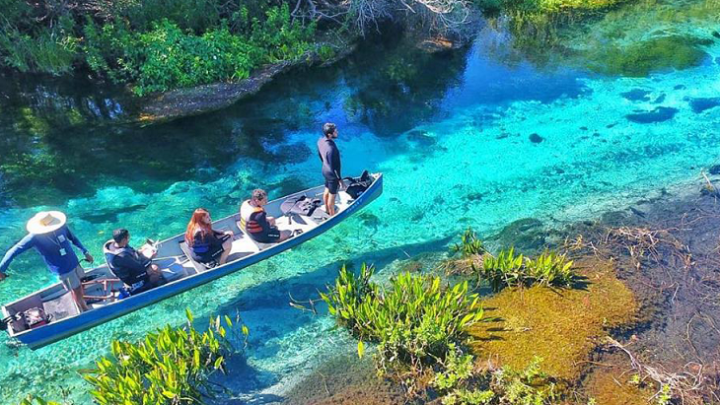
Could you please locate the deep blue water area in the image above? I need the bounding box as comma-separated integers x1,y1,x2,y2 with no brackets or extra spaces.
1,2,720,402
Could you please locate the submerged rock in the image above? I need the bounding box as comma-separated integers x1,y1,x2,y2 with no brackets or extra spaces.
529,133,545,143
709,164,720,175
620,89,651,102
491,218,548,252
626,107,678,123
406,129,437,146
689,97,720,113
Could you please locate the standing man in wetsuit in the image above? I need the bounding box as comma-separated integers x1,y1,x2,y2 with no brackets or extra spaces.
317,123,344,216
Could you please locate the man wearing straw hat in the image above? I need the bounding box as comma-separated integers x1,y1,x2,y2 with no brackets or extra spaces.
0,211,94,312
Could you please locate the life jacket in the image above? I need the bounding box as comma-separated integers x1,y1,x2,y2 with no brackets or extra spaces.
240,200,266,236
103,240,149,287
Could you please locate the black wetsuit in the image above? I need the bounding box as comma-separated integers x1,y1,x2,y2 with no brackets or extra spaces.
317,137,342,194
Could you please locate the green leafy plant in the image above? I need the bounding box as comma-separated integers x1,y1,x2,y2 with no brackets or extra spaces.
524,250,575,287
481,247,525,292
450,228,486,258
320,264,484,374
433,345,495,404
18,396,64,405
490,357,557,405
83,310,246,405
655,384,672,405
433,354,557,405
0,16,79,75
479,248,575,292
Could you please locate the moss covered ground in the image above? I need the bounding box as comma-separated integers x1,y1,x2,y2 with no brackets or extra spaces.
468,257,637,381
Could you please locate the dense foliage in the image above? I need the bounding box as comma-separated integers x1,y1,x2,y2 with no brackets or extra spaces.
83,310,243,404
0,0,318,94
19,310,247,405
0,0,639,94
320,263,485,373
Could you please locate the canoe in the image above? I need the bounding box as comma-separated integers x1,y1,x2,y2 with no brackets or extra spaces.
1,173,383,350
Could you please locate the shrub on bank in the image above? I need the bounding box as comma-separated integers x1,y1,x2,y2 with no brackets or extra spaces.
82,4,315,95
0,1,317,94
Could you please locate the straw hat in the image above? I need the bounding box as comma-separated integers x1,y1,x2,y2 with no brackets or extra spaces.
26,211,67,234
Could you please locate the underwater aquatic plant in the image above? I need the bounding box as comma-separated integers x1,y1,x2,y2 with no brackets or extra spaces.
18,396,63,405
320,264,485,374
489,357,557,404
83,310,246,405
432,353,558,405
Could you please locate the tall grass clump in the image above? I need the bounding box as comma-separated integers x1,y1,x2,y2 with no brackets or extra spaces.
320,263,485,374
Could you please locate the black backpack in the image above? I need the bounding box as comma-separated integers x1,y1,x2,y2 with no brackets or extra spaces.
345,170,373,199
280,195,323,216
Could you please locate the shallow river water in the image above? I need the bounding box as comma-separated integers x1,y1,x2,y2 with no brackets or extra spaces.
1,0,720,402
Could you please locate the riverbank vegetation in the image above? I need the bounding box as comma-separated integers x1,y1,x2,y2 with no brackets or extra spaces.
0,0,659,96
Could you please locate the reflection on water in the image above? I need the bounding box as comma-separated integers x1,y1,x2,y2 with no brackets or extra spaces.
1,2,720,402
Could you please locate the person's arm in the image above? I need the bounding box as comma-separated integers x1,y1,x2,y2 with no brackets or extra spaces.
256,211,273,233
328,145,344,190
117,250,151,275
66,227,94,263
332,146,342,180
324,148,341,180
0,234,35,275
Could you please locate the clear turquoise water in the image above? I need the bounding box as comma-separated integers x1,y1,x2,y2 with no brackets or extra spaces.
1,3,720,402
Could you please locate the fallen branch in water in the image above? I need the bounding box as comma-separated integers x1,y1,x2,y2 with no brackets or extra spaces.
606,337,707,404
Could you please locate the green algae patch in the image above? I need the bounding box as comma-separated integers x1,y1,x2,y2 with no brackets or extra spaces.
469,258,636,381
587,35,712,77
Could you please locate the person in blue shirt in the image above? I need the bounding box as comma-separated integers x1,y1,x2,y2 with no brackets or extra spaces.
0,211,94,312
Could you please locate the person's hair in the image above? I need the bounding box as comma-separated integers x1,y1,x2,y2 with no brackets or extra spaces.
251,189,267,203
322,122,337,137
112,228,129,244
185,208,212,246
